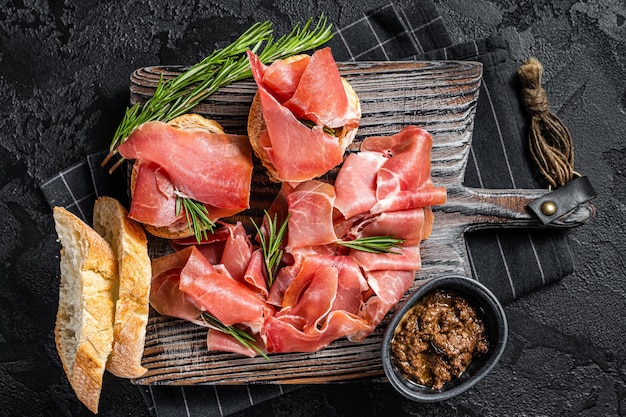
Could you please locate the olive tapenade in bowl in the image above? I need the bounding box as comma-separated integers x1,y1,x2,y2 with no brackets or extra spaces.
381,275,507,402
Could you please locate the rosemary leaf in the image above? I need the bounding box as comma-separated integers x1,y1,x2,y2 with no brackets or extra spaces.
251,211,290,288
336,236,406,254
175,193,215,242
200,312,269,360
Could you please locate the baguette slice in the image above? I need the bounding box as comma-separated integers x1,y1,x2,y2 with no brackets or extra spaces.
129,113,226,239
93,196,151,379
53,206,117,414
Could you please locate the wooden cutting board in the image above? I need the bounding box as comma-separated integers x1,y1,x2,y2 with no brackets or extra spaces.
127,61,595,385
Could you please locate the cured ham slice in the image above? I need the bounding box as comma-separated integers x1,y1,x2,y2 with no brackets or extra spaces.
206,329,264,358
219,222,254,284
333,151,387,218
262,253,371,353
370,187,447,214
119,121,253,210
360,125,434,198
284,181,338,250
129,161,181,227
350,270,415,341
149,247,203,325
282,48,360,129
262,310,371,353
350,208,429,245
178,247,271,333
261,56,309,102
350,244,422,272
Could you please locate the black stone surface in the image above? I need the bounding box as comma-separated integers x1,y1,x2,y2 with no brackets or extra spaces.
1,0,625,416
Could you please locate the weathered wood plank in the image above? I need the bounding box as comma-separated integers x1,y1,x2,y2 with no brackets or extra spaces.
128,61,594,386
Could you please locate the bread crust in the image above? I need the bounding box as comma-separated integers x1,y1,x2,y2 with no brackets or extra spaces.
247,56,361,182
53,206,117,414
93,196,151,379
129,114,226,240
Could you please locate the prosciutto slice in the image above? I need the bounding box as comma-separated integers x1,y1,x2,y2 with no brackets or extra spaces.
282,48,360,129
350,270,415,341
360,125,435,198
284,181,338,250
262,310,371,354
149,247,203,325
178,247,271,333
333,151,387,219
206,329,264,358
119,121,253,210
129,161,181,227
350,208,430,245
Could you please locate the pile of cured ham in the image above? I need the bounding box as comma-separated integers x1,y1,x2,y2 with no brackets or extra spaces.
118,47,447,357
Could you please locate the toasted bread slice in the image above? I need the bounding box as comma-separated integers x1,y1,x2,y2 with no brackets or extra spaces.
129,113,226,239
93,196,151,379
53,206,117,414
247,54,361,182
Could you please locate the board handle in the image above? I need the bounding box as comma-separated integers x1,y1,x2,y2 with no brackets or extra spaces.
438,186,596,230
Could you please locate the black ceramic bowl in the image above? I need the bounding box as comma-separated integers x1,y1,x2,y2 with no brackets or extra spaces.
381,275,508,402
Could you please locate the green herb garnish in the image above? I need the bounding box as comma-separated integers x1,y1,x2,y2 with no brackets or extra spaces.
299,119,340,136
175,192,215,242
200,312,269,360
103,15,333,170
336,236,406,254
251,210,290,288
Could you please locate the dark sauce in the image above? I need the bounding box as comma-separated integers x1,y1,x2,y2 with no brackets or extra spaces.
390,290,489,390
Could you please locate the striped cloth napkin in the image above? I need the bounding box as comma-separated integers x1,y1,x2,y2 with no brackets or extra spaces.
40,1,574,415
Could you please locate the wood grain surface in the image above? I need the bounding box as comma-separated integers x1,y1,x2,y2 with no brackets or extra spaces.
127,61,595,385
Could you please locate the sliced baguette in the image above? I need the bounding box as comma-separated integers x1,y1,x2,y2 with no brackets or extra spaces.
93,196,151,379
53,206,117,414
129,113,226,240
247,54,361,182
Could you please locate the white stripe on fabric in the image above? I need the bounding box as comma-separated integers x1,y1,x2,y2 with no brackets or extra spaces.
40,161,84,187
246,385,254,406
496,231,516,298
364,15,390,60
528,233,546,285
398,6,423,53
334,28,356,61
149,386,159,416
59,172,88,221
213,386,224,417
466,237,480,282
336,14,370,31
180,386,191,417
480,66,517,189
352,34,409,60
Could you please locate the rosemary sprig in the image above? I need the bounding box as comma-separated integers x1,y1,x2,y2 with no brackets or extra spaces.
251,211,290,288
175,192,215,242
299,119,340,136
200,312,269,360
103,15,333,169
336,236,406,254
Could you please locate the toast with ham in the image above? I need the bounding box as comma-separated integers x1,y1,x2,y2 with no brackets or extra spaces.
124,113,252,240
247,48,361,183
53,207,117,414
93,196,151,379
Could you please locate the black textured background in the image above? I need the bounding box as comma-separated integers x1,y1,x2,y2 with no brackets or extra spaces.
1,0,625,416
